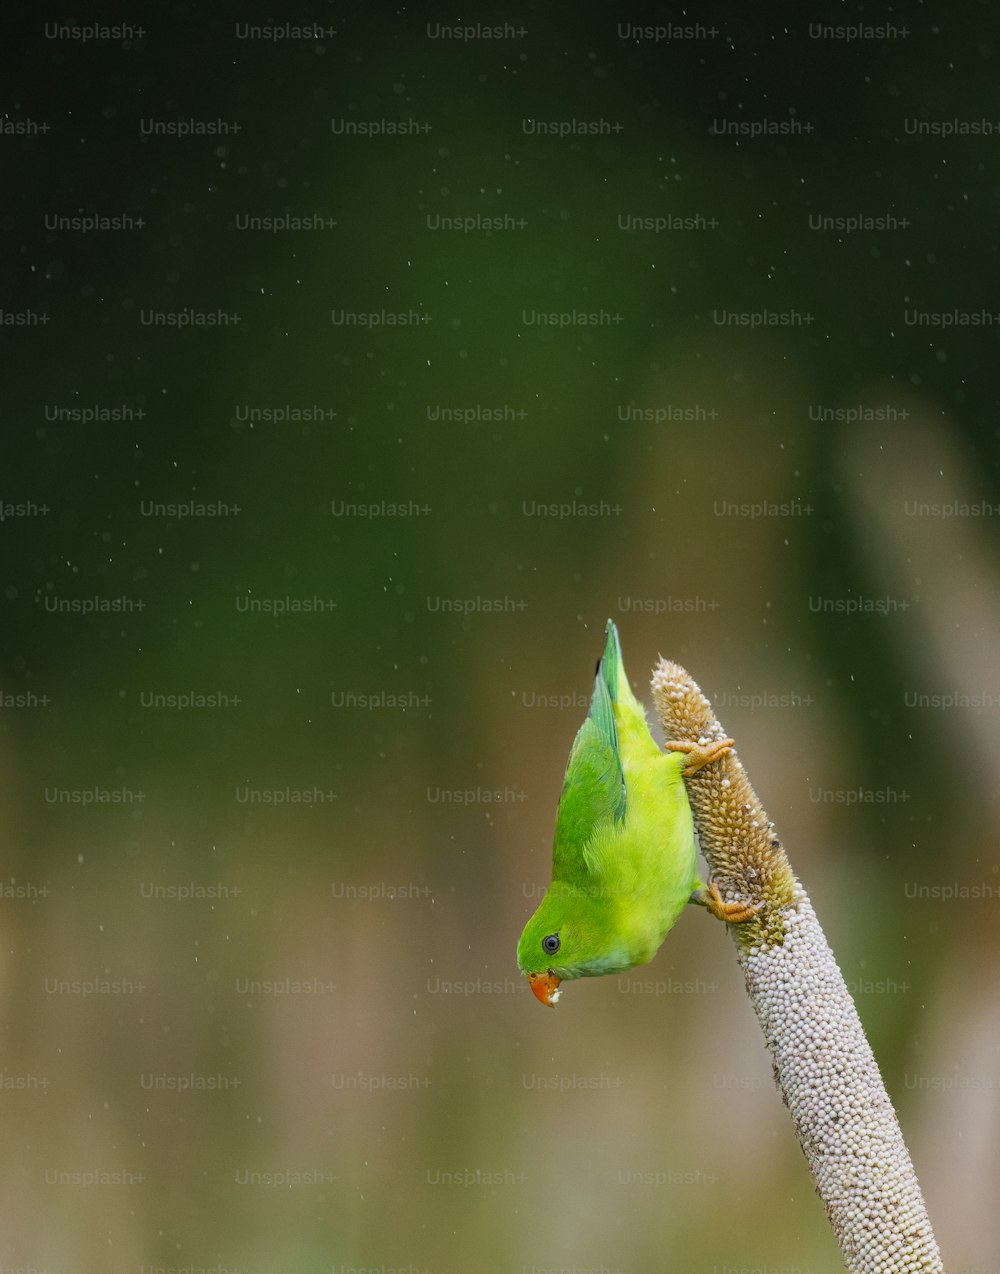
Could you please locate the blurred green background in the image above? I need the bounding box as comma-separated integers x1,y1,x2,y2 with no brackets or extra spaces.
2,5,999,1272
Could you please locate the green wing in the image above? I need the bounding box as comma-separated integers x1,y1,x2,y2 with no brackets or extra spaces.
551,625,627,881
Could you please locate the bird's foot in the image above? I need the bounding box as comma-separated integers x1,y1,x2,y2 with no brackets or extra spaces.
665,736,734,776
692,879,762,925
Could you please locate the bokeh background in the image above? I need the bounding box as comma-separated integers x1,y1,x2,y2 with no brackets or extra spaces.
3,5,999,1272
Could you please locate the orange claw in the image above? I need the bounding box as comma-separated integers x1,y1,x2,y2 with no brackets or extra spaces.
665,737,734,776
527,970,562,1007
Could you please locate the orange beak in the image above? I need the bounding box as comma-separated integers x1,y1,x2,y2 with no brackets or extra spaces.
527,970,562,1007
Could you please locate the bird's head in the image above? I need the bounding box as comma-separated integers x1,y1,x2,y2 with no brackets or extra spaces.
516,881,630,1006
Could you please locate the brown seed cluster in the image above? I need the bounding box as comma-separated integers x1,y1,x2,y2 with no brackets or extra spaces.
651,659,945,1274
652,662,796,949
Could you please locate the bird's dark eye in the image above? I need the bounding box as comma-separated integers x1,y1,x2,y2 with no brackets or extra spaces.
542,933,560,955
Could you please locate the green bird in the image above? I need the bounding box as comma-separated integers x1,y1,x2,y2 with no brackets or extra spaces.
517,620,756,1006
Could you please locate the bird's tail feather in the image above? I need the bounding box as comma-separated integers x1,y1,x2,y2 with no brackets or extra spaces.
599,618,642,711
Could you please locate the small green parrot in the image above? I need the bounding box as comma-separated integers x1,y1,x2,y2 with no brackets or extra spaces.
517,620,756,1006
